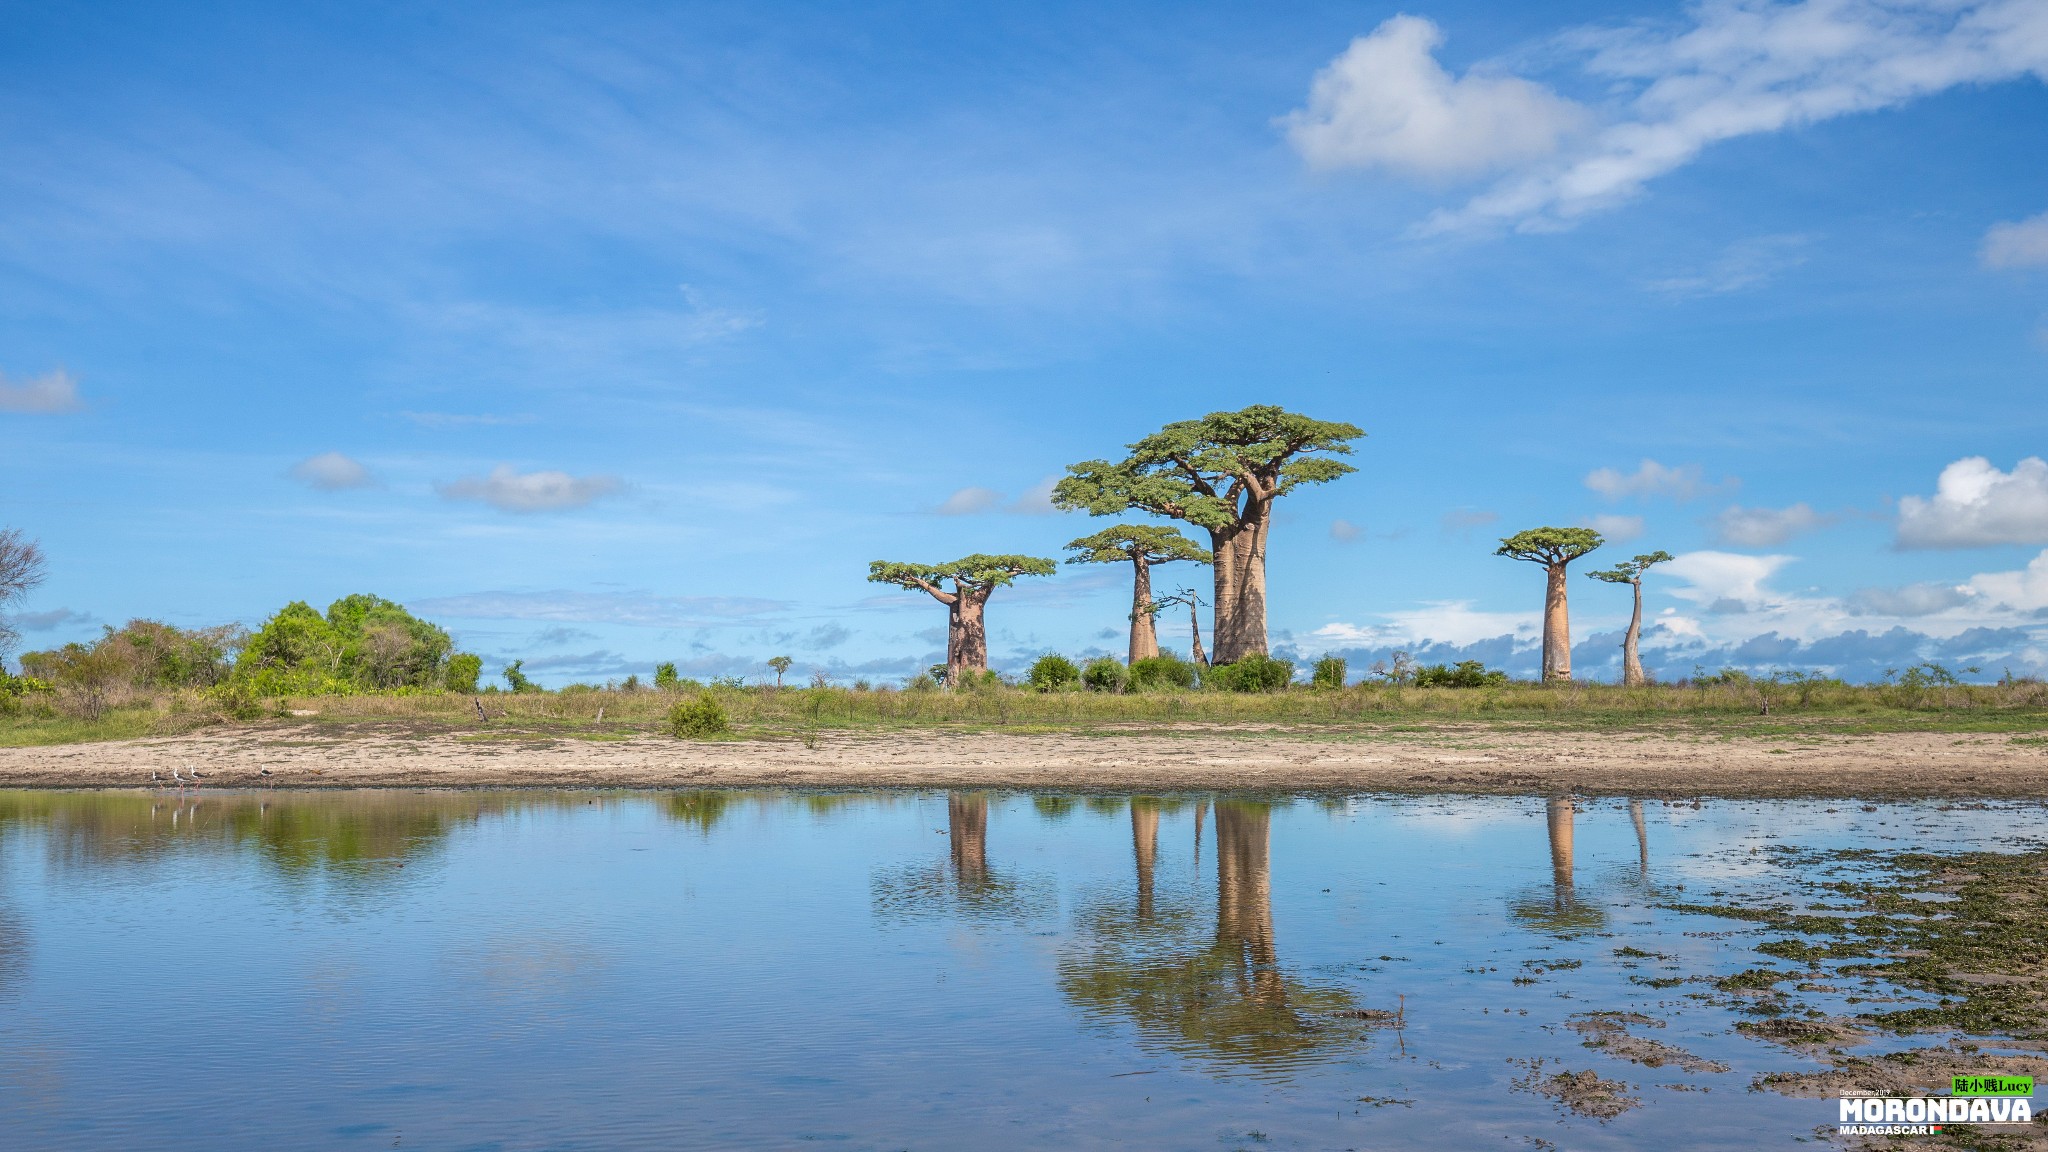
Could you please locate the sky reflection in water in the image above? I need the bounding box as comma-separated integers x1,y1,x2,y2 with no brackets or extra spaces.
0,788,2042,1150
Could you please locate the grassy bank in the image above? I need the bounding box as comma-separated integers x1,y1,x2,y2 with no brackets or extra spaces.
5,676,2048,747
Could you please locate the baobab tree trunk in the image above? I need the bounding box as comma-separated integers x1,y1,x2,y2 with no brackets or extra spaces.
1542,562,1573,683
1215,801,1282,1004
1207,498,1274,664
1188,597,1209,667
949,589,991,685
1620,577,1647,687
1128,558,1159,664
949,792,988,885
1546,797,1575,908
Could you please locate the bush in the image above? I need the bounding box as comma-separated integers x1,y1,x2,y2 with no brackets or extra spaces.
1028,654,1080,692
237,595,452,693
668,693,730,739
1413,660,1509,688
654,662,680,690
207,679,269,721
1311,655,1347,689
1081,656,1128,693
503,660,536,693
1129,654,1198,690
444,653,483,693
1204,653,1295,693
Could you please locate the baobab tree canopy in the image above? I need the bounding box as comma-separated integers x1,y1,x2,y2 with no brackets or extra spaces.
1063,525,1211,567
1065,526,1211,664
1053,405,1362,663
867,553,1057,679
1495,527,1605,567
1588,550,1674,584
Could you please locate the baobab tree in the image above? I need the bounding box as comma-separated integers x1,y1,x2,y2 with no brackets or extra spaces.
766,655,793,688
1064,525,1210,664
1588,550,1672,686
1153,587,1210,667
1495,527,1604,683
867,553,1056,684
1054,406,1362,664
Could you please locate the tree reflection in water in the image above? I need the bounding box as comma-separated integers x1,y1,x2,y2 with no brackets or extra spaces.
871,792,1053,921
1509,797,1606,936
0,790,537,886
1058,799,1362,1078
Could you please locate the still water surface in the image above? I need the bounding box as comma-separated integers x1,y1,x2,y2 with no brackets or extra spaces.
0,788,2041,1150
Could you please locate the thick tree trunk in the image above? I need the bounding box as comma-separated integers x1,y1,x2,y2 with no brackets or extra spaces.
1542,562,1572,682
1131,800,1158,920
1128,558,1159,664
950,589,991,684
1620,578,1646,686
1208,500,1273,664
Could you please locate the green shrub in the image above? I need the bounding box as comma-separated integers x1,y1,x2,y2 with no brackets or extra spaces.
444,653,483,693
503,660,536,693
1413,660,1508,688
1311,655,1347,689
207,679,269,721
709,675,746,690
1081,656,1128,693
236,595,452,693
668,693,730,739
1028,654,1080,692
1129,654,1198,690
654,662,680,690
1204,653,1295,693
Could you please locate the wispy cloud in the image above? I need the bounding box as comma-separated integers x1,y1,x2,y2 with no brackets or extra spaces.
933,477,1063,516
409,590,788,627
1290,1,2048,232
290,451,375,491
1982,210,2048,269
0,369,82,414
401,411,539,429
1585,459,1717,501
1712,503,1831,547
1440,507,1500,536
1581,513,1645,542
1330,518,1364,542
1647,234,1810,296
438,465,621,513
1897,456,2048,548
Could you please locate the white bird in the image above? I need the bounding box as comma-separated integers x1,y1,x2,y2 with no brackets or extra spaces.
170,766,185,788
150,769,162,789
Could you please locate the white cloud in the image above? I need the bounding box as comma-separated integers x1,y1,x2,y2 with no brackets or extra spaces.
1310,600,1539,648
1283,15,1586,179
1662,550,1795,610
437,465,621,513
1441,507,1500,534
1008,477,1060,515
1415,0,2048,231
1982,210,2048,269
1331,518,1364,542
290,451,374,491
402,411,538,429
1897,456,2048,548
0,368,82,414
1712,502,1830,547
1582,513,1645,542
1965,549,2048,612
1585,458,1711,501
935,486,1004,515
1847,581,1975,616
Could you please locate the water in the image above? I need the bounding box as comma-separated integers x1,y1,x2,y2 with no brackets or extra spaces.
0,788,2042,1150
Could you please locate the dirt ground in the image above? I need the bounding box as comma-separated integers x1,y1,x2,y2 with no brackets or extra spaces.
1,724,2044,795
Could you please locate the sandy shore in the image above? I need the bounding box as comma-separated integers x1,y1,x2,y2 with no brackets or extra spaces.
2,724,2044,796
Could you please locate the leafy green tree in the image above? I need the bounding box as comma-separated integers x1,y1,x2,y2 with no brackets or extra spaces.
1065,525,1211,664
1028,653,1080,692
1054,406,1362,663
1413,660,1508,688
503,659,535,693
1495,528,1605,683
654,662,680,690
1588,550,1673,686
867,554,1056,683
236,595,453,693
766,655,793,687
1310,655,1346,689
444,653,483,693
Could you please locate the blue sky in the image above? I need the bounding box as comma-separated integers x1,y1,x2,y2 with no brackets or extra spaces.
3,0,2046,685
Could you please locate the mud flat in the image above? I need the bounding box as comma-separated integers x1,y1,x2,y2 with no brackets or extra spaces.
1,724,2044,795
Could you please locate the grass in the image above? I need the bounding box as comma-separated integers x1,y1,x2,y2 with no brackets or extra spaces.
4,676,2048,747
